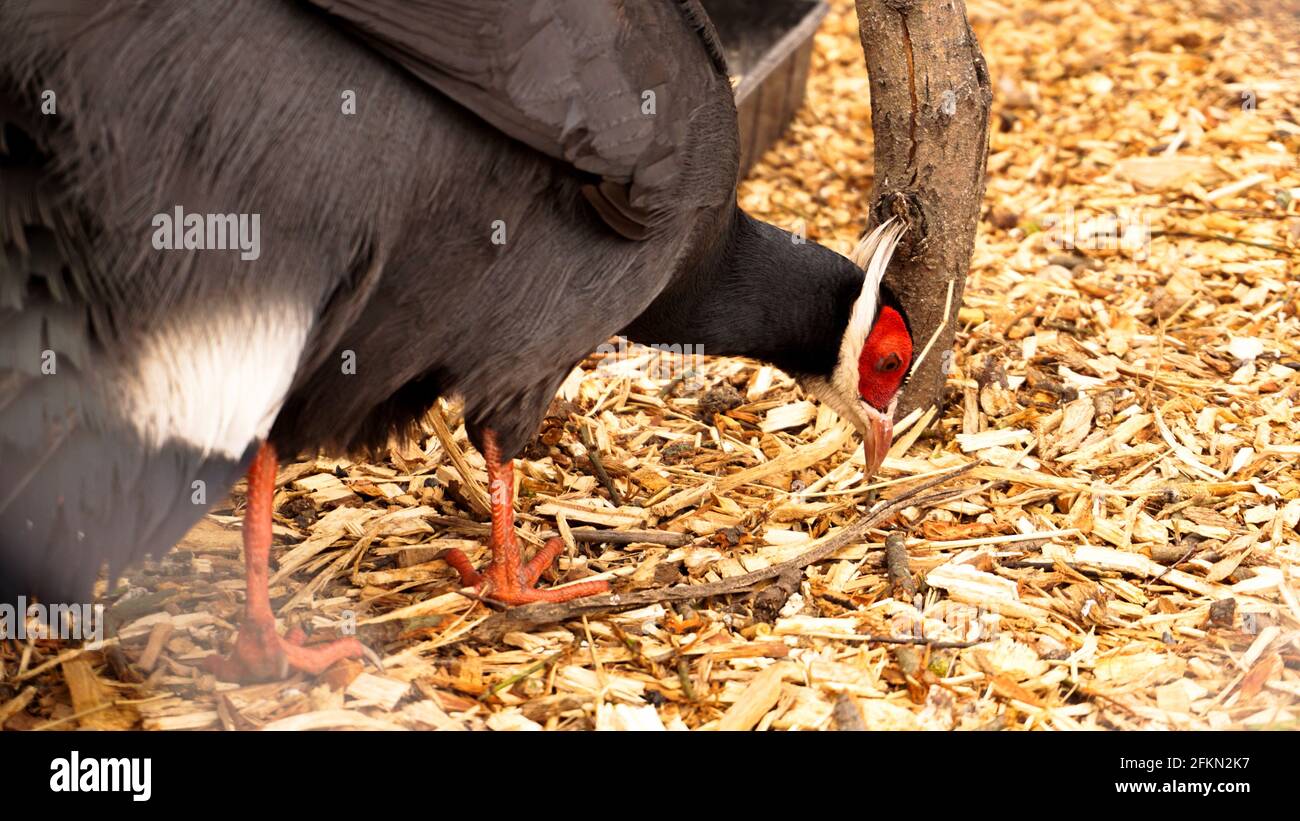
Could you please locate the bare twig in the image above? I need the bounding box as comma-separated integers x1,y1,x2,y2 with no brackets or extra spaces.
1151,541,1199,584
1150,229,1298,256
579,423,623,506
481,648,569,701
463,464,975,642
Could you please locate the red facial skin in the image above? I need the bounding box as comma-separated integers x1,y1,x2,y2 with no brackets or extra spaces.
858,305,912,411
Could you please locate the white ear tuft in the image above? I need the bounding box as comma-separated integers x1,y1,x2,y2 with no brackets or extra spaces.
845,218,906,351
849,217,902,269
809,218,908,427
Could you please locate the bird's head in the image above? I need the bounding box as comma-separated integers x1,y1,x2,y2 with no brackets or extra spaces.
799,219,912,478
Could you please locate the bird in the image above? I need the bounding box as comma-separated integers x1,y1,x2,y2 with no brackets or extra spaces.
0,0,914,681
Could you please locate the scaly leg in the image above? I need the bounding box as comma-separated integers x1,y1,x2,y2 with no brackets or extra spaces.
204,442,380,681
444,430,608,605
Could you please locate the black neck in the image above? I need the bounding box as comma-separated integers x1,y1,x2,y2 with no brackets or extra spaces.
622,207,862,379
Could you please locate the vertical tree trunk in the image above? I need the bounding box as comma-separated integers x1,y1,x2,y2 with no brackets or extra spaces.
855,0,991,418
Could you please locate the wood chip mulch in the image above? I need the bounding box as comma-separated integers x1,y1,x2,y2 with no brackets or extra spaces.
3,0,1299,730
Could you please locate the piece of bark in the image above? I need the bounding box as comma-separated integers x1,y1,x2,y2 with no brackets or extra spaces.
752,567,803,623
856,0,992,415
831,694,869,731
885,532,917,600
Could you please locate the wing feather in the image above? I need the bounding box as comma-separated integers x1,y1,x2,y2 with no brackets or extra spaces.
302,0,733,233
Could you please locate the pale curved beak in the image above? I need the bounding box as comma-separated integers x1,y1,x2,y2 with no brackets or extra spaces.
795,377,897,480
858,398,896,479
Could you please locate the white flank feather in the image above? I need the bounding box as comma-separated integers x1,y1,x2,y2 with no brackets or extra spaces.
112,299,312,460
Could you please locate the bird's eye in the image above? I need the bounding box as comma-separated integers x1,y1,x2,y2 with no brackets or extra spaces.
877,352,902,373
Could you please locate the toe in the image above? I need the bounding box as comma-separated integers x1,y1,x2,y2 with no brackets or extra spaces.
203,621,372,682
281,636,375,676
444,548,483,586
522,537,567,587
485,577,610,606
526,578,610,603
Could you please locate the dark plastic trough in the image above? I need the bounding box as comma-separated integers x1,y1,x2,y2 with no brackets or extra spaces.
700,0,830,177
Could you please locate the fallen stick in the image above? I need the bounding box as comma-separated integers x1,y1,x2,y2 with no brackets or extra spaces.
885,532,917,601
579,423,623,506
422,514,691,546
464,463,976,643
564,528,690,547
784,629,988,649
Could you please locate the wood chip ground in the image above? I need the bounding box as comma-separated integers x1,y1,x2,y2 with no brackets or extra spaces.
3,0,1299,730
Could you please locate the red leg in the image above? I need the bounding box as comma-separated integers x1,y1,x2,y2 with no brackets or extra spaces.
445,430,609,605
204,442,380,681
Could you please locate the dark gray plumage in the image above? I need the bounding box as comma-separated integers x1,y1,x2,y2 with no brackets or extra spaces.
0,0,904,608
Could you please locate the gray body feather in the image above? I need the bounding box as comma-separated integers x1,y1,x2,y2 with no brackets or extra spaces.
0,0,742,601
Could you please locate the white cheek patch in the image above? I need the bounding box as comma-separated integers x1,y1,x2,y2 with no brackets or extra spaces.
835,219,905,398
109,300,312,460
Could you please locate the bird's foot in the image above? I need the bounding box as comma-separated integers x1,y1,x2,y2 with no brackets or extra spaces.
445,536,609,605
203,618,381,682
